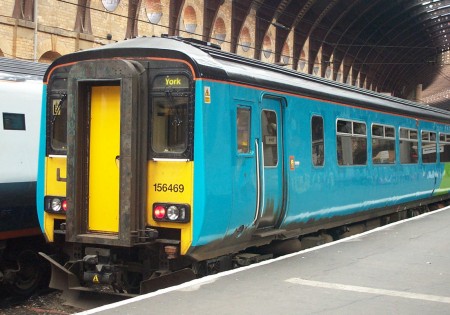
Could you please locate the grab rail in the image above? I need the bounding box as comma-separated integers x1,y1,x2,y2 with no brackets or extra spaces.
253,139,261,225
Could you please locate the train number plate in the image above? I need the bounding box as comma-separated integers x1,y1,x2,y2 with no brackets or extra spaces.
153,183,185,193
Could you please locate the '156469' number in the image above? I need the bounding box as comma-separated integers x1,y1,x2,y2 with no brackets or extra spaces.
153,183,184,193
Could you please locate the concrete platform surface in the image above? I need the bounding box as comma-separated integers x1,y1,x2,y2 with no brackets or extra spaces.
78,207,450,315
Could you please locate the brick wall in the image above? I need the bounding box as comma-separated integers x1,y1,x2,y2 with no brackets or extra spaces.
0,0,291,71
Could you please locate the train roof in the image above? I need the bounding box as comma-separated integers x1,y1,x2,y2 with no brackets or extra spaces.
0,57,48,81
47,36,450,124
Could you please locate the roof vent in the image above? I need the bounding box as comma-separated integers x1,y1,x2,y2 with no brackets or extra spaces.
161,35,221,50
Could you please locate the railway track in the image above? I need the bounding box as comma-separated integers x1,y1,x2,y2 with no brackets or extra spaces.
0,288,82,314
0,285,132,314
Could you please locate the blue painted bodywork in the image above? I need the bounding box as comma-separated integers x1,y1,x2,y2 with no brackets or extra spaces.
190,79,450,251
36,84,47,232
34,37,450,261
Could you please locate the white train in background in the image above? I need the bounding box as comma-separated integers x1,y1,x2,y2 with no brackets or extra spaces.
0,57,49,295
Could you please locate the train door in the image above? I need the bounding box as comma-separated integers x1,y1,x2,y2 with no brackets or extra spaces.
65,59,148,247
88,86,120,233
256,96,284,229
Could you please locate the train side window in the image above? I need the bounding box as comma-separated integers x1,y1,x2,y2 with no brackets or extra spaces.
2,113,25,130
311,115,324,166
261,110,278,166
422,131,437,163
439,133,450,162
237,108,251,153
372,124,395,164
399,127,418,164
336,119,367,166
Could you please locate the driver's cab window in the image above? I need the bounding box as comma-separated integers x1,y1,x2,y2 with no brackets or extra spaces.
151,75,190,154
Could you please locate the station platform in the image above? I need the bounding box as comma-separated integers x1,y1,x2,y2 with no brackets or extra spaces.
78,207,450,315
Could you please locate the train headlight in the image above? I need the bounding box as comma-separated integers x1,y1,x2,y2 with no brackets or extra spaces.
167,206,179,221
45,196,67,214
51,198,62,212
152,203,190,223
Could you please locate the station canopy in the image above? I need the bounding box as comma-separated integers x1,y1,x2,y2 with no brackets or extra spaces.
234,0,450,109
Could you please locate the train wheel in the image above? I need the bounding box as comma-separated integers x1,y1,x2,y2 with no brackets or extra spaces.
12,250,45,296
122,271,142,294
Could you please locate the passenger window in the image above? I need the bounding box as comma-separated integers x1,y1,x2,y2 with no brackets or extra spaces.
311,116,324,166
261,110,278,166
237,108,250,153
2,113,25,130
372,124,395,164
336,119,367,166
422,131,437,163
439,133,450,162
399,128,418,164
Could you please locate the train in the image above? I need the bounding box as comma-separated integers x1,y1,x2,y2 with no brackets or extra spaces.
0,57,49,295
37,36,450,295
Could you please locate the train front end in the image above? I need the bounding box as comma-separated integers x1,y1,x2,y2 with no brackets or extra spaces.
37,40,197,294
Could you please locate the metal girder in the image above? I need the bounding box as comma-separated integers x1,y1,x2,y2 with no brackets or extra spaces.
369,2,446,93
276,0,450,97
225,0,449,103
306,0,359,80
303,0,340,74
301,0,340,76
230,0,253,53
125,0,142,39
345,0,423,91
321,0,384,84
363,2,446,91
254,0,282,60
169,0,185,36
74,0,92,34
274,0,309,69
273,0,292,63
254,0,287,59
202,0,224,42
332,0,450,94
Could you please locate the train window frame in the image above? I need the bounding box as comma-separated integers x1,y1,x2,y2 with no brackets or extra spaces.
336,118,367,166
439,132,450,163
237,107,251,154
49,94,67,152
311,115,324,167
149,72,194,159
2,112,25,130
371,123,396,165
261,109,278,167
46,68,69,155
422,130,437,164
399,127,418,164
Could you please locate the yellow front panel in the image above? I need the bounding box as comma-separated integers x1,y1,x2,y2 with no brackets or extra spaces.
148,161,193,254
88,86,121,233
44,156,67,242
45,156,67,197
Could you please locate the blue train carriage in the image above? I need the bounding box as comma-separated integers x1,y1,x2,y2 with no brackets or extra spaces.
0,57,49,294
37,36,450,295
